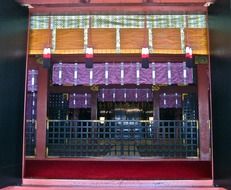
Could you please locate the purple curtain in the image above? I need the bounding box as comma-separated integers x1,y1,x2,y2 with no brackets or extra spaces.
159,93,182,108
69,93,91,109
98,89,153,102
52,63,193,86
28,70,38,92
27,70,38,119
26,92,37,120
68,90,182,109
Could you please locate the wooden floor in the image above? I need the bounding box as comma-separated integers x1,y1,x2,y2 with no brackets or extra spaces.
1,179,227,190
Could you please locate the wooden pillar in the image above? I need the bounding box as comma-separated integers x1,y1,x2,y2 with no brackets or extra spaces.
36,65,48,159
153,92,160,120
197,64,210,160
91,92,98,120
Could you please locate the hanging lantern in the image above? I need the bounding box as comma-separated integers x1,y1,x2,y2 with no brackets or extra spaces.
85,47,94,68
85,47,93,58
43,47,51,59
185,46,193,68
141,47,149,58
185,46,193,59
141,47,149,69
43,47,51,68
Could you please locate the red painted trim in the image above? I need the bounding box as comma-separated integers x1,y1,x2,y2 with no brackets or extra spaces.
197,64,210,161
27,57,40,70
36,66,48,159
32,54,193,63
24,159,212,180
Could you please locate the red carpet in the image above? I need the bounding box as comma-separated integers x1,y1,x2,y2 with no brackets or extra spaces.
25,160,211,180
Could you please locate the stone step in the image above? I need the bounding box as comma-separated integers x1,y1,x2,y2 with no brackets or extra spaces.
3,179,226,190
2,186,226,190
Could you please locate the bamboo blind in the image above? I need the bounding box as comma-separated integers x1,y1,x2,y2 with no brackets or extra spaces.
120,29,148,53
28,28,208,55
90,29,116,53
29,29,51,54
185,28,208,55
153,28,182,54
55,29,84,54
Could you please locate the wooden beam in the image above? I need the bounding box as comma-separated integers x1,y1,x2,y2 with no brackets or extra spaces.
48,54,188,63
48,84,196,94
28,5,207,14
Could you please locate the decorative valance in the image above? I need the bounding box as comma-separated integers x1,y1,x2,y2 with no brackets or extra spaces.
52,62,193,86
68,90,182,109
160,93,182,108
69,93,91,109
98,89,153,102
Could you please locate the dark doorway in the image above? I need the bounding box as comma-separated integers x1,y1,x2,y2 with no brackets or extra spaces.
160,108,182,120
69,108,91,120
98,102,153,120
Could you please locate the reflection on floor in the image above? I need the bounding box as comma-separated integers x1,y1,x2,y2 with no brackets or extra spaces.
2,180,227,190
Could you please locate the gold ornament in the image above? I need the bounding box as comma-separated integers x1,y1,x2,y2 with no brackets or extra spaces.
152,85,160,91
90,85,99,92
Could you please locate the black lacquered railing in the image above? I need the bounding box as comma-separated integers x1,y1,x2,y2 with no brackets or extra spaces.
46,120,199,158
25,120,36,156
